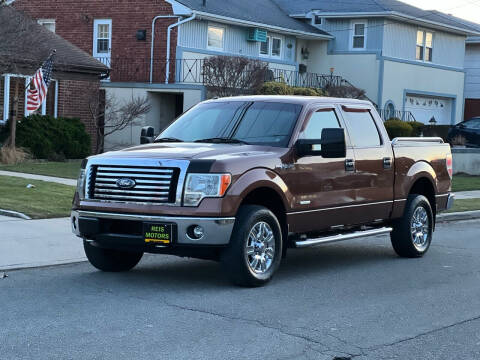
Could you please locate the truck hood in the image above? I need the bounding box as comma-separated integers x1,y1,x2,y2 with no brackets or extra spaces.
93,142,287,163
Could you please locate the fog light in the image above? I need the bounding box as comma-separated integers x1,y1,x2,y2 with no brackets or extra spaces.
193,225,204,238
187,225,205,240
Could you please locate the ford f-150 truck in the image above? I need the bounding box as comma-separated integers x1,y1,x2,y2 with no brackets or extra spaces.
71,96,454,286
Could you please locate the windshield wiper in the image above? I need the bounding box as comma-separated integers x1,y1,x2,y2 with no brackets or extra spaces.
154,137,184,143
194,137,249,145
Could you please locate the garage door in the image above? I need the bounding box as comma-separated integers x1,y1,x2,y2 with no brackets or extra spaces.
404,94,453,125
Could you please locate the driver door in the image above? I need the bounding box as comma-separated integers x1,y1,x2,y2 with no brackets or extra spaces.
281,105,356,233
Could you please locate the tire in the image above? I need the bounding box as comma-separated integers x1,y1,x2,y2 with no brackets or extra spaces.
83,240,143,272
390,194,433,258
221,205,283,287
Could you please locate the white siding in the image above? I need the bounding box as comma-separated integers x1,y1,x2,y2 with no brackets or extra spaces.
306,41,380,102
382,60,465,124
383,20,465,68
465,43,480,99
178,20,296,62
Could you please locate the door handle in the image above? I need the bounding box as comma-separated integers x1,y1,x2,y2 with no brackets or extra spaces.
383,157,392,169
345,158,355,172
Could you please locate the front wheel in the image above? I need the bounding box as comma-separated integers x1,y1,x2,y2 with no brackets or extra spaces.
84,240,143,272
221,205,283,287
390,194,433,258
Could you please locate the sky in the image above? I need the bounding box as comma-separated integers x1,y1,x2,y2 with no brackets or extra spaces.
401,0,480,23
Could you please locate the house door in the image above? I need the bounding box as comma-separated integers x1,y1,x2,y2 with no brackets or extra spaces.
93,19,112,67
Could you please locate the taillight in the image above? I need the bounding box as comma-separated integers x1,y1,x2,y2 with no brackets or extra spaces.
446,153,453,179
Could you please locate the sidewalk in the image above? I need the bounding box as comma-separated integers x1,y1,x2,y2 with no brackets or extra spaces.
0,170,76,186
0,215,86,271
455,190,480,200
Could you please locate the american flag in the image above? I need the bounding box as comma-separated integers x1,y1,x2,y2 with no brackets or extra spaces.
26,52,55,113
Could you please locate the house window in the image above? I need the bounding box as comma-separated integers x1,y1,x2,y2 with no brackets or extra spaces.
416,30,433,62
271,37,282,58
259,35,282,58
93,19,112,58
97,24,110,53
351,22,366,49
37,19,55,33
260,37,270,56
207,25,225,50
313,15,322,25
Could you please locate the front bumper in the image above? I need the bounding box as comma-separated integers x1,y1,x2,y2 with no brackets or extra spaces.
71,210,235,246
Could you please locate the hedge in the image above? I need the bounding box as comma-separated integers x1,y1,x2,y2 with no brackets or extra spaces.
258,82,327,96
15,115,91,160
384,119,413,139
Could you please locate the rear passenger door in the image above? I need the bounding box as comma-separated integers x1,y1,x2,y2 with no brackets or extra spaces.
340,105,394,223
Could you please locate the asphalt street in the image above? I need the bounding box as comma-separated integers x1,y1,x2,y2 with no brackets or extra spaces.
1,219,480,360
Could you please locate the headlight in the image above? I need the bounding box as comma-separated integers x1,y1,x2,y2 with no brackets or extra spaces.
76,159,88,200
183,173,231,206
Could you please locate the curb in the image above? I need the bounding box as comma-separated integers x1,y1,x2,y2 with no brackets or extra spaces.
437,210,480,223
0,209,31,220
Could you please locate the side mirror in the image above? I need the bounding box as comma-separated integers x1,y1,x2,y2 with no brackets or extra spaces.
295,128,346,158
140,126,155,144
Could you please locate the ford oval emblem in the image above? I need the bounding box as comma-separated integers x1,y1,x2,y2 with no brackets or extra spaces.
116,178,136,189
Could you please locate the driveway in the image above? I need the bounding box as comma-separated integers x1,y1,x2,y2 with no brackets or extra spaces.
1,219,480,359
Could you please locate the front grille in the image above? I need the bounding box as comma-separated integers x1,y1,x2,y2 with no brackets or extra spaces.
88,165,179,204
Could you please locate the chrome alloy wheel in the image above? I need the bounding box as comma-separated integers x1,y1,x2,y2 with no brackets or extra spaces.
410,206,430,251
245,221,276,274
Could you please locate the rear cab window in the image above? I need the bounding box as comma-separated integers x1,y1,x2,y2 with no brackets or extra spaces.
341,107,382,147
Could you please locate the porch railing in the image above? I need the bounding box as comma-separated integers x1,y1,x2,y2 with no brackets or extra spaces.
378,108,417,122
96,57,351,90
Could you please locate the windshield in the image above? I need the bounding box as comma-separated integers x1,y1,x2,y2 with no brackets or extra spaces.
158,101,303,147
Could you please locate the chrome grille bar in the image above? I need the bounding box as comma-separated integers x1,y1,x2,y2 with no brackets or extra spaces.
90,164,178,204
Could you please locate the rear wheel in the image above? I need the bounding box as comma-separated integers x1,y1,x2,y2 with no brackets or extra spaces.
390,194,433,258
221,205,283,287
83,240,143,272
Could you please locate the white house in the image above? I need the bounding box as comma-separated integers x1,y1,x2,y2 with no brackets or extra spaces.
273,0,480,125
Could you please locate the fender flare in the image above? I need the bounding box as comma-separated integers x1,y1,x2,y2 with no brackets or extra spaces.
228,168,292,214
404,161,438,196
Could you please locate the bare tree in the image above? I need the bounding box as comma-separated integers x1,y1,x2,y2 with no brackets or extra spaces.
0,5,48,151
88,87,151,154
326,85,366,99
202,56,269,98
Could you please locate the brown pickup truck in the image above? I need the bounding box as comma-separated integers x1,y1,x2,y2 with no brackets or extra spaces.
71,96,454,286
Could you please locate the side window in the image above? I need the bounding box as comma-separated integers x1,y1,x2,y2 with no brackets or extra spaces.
301,109,341,139
343,110,382,147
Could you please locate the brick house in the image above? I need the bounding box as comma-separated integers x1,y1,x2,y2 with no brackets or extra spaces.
12,0,335,150
0,5,108,151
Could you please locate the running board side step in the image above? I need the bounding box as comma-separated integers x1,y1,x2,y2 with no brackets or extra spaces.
295,227,393,248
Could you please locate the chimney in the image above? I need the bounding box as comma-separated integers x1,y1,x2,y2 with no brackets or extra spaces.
203,0,207,6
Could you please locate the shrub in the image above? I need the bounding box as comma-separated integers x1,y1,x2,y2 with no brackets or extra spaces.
203,56,268,98
15,115,91,159
384,119,413,139
0,146,29,165
258,81,292,95
258,82,327,97
409,121,425,136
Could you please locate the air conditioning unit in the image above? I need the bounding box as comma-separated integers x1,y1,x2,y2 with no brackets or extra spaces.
247,28,267,42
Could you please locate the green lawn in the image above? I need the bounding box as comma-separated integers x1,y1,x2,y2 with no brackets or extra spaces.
446,198,480,213
452,175,480,192
0,176,75,219
0,160,82,179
